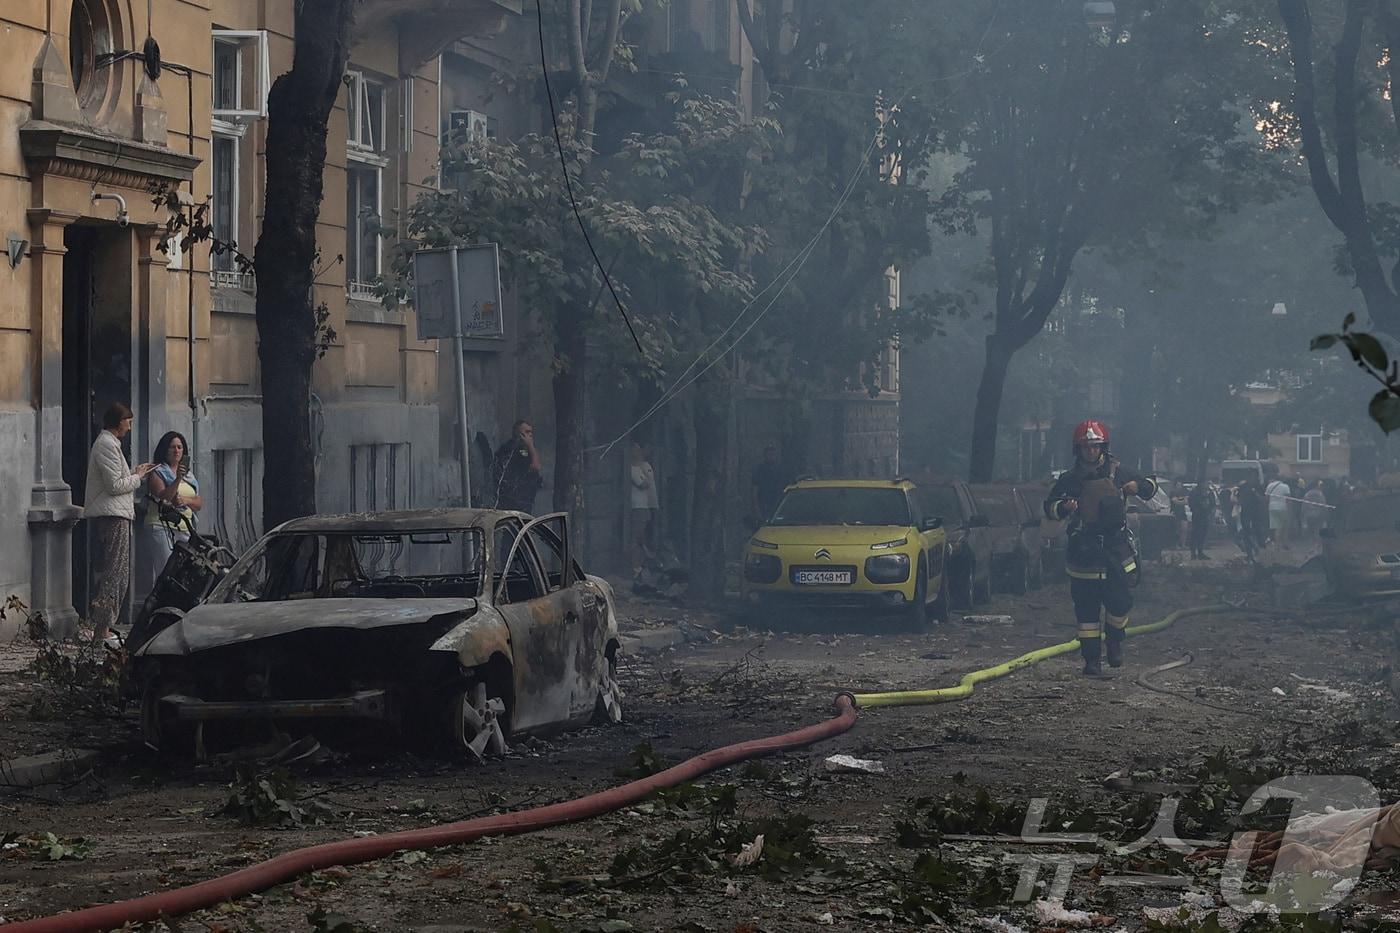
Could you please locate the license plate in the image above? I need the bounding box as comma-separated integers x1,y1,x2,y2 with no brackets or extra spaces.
793,569,853,585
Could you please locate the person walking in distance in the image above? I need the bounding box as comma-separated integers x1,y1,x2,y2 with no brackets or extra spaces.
1044,420,1158,676
1188,481,1215,560
629,443,659,574
749,443,786,525
1266,474,1292,548
490,420,544,514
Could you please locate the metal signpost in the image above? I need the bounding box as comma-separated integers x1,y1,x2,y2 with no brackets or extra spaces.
412,244,504,509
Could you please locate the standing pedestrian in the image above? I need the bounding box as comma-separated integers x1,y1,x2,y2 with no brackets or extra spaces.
490,420,544,514
749,443,787,525
1188,481,1215,560
1219,485,1238,540
1303,480,1329,542
140,431,203,602
84,403,155,648
1043,420,1157,676
1266,474,1292,548
629,443,659,575
1170,484,1189,550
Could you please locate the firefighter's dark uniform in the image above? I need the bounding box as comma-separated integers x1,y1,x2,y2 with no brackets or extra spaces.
1044,457,1156,671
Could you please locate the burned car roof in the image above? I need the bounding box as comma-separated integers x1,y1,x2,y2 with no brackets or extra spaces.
272,507,525,535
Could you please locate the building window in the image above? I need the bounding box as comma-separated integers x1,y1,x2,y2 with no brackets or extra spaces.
211,30,270,122
347,71,387,153
211,134,238,274
1297,434,1323,463
70,0,119,118
346,165,381,293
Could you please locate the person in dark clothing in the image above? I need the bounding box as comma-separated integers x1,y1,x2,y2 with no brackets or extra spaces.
1236,478,1264,560
1188,482,1215,559
1044,420,1158,677
750,444,787,523
490,419,543,514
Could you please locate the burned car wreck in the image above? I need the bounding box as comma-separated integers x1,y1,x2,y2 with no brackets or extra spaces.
129,509,622,759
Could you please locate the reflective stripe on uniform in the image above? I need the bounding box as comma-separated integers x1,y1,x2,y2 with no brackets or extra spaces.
1104,613,1129,631
1067,568,1107,580
1122,561,1137,574
1078,625,1102,639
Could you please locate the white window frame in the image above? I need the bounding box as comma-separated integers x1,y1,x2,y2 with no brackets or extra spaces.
347,70,388,154
211,29,270,122
346,161,383,293
209,128,243,284
1297,434,1323,463
400,76,414,154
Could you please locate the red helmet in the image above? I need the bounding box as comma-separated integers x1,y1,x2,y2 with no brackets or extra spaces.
1073,420,1109,448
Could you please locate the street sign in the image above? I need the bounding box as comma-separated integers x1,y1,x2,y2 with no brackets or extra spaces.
412,244,504,343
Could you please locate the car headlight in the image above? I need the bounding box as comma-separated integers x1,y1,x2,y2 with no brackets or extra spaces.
744,552,782,584
870,537,908,551
864,553,911,584
750,538,779,550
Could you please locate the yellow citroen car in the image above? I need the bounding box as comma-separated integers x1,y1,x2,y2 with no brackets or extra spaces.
740,478,950,627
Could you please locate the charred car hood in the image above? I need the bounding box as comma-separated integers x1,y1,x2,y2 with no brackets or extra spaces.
137,598,478,656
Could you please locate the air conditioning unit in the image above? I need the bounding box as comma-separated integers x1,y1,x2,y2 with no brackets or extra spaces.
447,109,492,143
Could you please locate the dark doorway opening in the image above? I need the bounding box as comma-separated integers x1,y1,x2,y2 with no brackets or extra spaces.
62,224,134,618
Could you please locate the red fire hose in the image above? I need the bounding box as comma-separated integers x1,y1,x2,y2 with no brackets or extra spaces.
6,694,858,933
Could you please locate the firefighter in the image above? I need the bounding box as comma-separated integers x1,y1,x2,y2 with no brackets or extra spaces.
1044,421,1158,676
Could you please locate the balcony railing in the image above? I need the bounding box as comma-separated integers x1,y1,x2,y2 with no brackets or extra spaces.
210,269,255,291
348,280,380,303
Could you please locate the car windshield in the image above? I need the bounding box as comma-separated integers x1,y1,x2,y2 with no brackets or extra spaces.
918,485,962,523
972,490,1019,526
211,528,487,603
769,487,911,527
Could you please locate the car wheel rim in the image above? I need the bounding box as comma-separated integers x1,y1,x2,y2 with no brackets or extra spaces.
598,655,624,724
458,682,508,761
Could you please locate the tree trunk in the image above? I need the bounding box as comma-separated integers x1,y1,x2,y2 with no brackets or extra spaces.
688,372,728,605
253,1,354,529
969,336,1015,482
552,305,586,515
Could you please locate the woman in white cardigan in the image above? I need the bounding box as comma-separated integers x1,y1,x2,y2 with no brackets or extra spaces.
84,403,154,647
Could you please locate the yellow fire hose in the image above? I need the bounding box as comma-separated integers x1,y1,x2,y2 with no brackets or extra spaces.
852,605,1237,709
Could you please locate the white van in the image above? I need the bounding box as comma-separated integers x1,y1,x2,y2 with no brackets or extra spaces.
1220,460,1267,487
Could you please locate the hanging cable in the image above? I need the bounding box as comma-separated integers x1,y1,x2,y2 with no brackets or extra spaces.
535,0,643,355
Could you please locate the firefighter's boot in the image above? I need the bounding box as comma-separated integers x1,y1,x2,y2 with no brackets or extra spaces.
1080,636,1102,677
1104,623,1126,668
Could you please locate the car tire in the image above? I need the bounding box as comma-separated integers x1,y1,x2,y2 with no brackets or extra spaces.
971,558,990,605
443,677,510,761
930,554,950,625
593,644,624,725
952,555,975,611
903,554,930,632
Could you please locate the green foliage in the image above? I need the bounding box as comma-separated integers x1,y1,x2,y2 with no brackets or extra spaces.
2,595,125,719
1,831,92,861
1312,314,1400,432
218,767,337,828
614,741,668,779
603,781,833,887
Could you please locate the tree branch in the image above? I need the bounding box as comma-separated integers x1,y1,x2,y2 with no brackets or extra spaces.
1278,0,1347,228
566,0,588,84
594,0,624,84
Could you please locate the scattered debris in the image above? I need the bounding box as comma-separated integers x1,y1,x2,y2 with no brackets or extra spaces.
962,615,1015,625
1031,899,1112,927
823,754,885,774
727,834,764,867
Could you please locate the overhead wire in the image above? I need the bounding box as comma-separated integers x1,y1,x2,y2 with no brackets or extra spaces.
594,9,1009,455
536,0,644,355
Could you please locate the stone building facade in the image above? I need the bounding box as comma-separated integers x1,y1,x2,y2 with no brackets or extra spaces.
0,0,517,638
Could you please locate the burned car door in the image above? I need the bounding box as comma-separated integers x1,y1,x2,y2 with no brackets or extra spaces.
522,515,607,721
493,514,584,732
